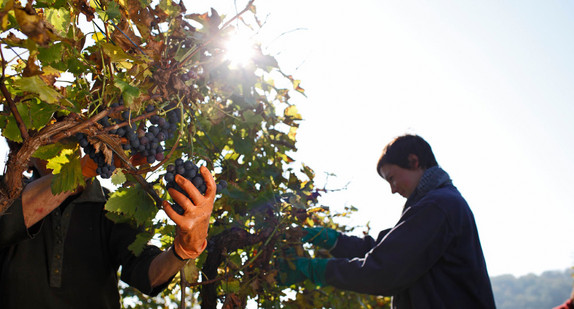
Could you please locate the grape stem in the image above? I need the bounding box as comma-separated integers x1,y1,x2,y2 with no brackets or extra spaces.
50,105,126,144
102,110,157,133
95,133,165,208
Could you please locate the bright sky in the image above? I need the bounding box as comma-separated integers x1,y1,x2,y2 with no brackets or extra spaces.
2,0,572,278
211,0,574,277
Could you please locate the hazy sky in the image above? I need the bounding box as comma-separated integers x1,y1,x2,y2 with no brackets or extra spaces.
215,0,574,277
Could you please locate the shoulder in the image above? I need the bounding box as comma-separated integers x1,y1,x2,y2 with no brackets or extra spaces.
409,184,472,223
421,184,467,208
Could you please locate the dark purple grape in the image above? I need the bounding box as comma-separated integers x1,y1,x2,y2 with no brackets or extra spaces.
147,155,155,164
192,175,203,187
184,161,195,170
166,164,175,173
184,168,196,179
149,126,159,135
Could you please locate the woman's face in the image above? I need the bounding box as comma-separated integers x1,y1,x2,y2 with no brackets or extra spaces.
379,162,424,198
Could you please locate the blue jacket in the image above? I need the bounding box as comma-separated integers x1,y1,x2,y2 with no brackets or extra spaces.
325,184,496,308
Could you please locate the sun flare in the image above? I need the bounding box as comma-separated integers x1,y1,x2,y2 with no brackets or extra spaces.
224,33,255,68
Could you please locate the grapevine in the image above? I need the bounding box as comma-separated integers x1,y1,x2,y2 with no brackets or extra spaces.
0,0,390,308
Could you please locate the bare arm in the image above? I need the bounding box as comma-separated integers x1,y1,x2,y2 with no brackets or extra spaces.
148,247,188,288
21,174,78,228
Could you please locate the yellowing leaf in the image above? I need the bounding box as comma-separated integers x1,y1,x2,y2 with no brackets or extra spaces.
117,61,133,70
1,13,9,30
111,170,126,186
42,66,62,75
100,42,137,63
284,105,302,120
293,79,305,94
92,32,106,42
14,7,51,46
46,148,75,174
48,149,85,194
44,7,71,37
288,126,297,141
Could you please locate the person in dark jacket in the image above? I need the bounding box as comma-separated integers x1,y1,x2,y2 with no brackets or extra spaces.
278,134,496,309
0,156,216,308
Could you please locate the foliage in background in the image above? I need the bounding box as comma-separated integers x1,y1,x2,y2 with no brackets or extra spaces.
491,269,573,309
0,0,390,307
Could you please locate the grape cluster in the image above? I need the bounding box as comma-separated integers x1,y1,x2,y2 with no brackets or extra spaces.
75,133,116,179
120,106,182,165
78,101,182,179
164,158,228,215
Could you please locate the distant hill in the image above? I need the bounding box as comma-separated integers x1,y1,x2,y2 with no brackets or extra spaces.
491,269,573,309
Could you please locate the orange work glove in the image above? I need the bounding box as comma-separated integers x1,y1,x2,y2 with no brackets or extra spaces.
163,166,216,260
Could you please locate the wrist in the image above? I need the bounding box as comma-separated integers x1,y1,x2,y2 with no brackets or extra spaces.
171,245,190,262
173,237,207,260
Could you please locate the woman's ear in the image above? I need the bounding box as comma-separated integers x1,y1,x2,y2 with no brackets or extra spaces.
407,154,420,169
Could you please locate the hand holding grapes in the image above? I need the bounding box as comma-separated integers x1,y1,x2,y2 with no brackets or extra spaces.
163,166,216,260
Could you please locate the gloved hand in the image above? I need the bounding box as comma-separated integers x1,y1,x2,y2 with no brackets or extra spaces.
163,166,216,260
302,227,339,250
276,257,329,286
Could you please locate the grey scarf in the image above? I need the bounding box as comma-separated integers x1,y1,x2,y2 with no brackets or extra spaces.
405,166,452,208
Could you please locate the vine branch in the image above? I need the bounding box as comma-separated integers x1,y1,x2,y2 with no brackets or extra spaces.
0,47,29,141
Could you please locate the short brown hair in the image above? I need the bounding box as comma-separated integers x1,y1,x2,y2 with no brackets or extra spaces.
377,134,438,176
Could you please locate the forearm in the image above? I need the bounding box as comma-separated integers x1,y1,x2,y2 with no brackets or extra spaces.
22,174,77,228
148,246,188,288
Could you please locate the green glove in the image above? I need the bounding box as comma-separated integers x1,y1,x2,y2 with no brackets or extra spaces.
302,227,339,250
277,257,329,286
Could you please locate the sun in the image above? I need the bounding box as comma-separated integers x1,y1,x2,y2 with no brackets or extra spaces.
224,32,255,68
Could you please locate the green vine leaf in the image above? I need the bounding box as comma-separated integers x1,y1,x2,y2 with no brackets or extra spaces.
33,141,76,160
2,98,59,142
105,185,157,226
114,79,142,107
13,76,62,104
47,148,85,194
128,232,154,256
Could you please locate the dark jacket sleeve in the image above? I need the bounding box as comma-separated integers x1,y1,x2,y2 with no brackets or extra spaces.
107,218,173,296
330,228,392,259
0,198,42,248
324,201,454,295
